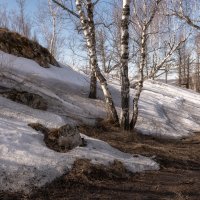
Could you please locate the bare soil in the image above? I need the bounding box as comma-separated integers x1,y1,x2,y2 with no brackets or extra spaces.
1,124,200,200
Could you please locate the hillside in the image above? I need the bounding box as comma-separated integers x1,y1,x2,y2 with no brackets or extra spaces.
0,44,200,197
1,0,200,198
0,50,160,193
0,49,200,138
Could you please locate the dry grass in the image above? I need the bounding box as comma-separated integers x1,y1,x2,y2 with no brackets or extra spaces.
0,28,59,67
79,123,200,170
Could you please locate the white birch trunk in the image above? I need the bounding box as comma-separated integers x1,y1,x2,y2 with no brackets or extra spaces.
49,15,56,56
120,0,130,130
89,57,97,99
130,0,162,130
75,0,119,124
130,26,146,129
48,0,58,57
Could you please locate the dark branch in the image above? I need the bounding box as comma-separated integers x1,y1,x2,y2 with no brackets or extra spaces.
52,0,80,19
93,0,101,6
173,12,200,30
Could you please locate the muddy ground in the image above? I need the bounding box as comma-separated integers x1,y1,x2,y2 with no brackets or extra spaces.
1,124,200,200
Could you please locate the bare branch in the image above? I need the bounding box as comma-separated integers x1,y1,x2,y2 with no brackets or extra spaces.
148,36,188,79
52,0,80,19
172,12,200,30
93,0,101,6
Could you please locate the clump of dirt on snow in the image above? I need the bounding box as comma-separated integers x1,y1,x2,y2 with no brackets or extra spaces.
0,28,59,68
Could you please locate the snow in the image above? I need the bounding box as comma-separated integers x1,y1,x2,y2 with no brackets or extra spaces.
0,51,159,193
0,96,65,128
2,50,199,139
0,51,200,193
0,115,159,193
137,81,200,138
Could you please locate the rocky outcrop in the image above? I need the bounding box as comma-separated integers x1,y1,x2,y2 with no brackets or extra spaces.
0,28,59,68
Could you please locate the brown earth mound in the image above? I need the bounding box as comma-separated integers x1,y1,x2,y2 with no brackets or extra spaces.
0,28,59,68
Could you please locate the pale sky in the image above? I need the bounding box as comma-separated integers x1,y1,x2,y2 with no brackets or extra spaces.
3,0,38,13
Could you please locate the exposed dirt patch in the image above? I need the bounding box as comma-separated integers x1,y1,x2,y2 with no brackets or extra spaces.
1,123,200,200
65,159,131,182
79,124,200,170
0,28,59,67
0,88,48,110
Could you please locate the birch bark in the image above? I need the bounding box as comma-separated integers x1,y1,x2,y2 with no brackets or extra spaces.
130,0,162,129
48,0,58,57
76,0,119,124
130,25,146,129
120,0,130,130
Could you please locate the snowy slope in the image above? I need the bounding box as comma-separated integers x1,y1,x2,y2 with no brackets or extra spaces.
0,51,159,193
1,50,200,137
0,51,200,192
137,81,200,138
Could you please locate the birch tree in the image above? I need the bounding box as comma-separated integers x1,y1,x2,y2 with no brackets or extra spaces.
35,0,67,60
148,37,187,79
10,0,32,38
96,28,109,74
130,0,162,129
194,35,200,92
48,0,59,57
120,0,131,130
52,0,97,99
170,0,200,30
75,0,119,124
0,4,9,28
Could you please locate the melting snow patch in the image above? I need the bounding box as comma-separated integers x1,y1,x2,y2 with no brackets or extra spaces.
0,117,159,194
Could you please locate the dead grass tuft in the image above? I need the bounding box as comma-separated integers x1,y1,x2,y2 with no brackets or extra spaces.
66,159,131,184
0,28,59,67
